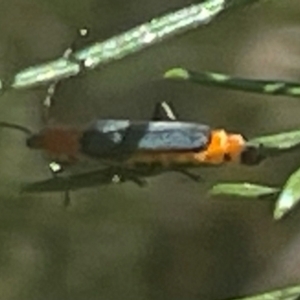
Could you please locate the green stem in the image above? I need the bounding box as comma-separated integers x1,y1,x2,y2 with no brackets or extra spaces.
0,0,263,94
8,0,228,92
164,68,300,98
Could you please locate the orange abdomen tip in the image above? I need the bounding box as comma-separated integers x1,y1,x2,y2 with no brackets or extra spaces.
194,130,247,165
225,133,247,162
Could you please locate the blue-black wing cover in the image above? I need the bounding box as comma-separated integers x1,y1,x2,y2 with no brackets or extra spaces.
80,119,211,158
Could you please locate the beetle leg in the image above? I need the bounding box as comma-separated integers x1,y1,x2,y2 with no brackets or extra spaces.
42,82,58,122
46,162,72,207
48,162,72,206
118,172,148,187
173,168,203,182
152,101,178,121
63,28,90,72
48,161,64,177
109,167,148,187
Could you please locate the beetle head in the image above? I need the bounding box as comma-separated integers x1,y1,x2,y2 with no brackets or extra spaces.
240,143,266,165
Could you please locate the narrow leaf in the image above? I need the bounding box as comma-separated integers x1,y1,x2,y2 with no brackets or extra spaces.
249,129,300,152
231,284,300,300
164,68,300,98
209,182,279,198
274,166,300,220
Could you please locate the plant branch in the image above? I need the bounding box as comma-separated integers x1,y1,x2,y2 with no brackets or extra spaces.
3,0,259,94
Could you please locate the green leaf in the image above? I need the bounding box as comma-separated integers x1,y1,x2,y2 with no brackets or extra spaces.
231,284,300,300
209,182,279,198
274,166,300,220
164,68,300,98
164,68,190,80
249,129,300,151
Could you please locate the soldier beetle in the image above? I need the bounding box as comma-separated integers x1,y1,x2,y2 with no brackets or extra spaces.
0,101,266,205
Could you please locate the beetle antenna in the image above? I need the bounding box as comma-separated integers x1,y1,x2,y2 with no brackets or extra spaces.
0,121,32,135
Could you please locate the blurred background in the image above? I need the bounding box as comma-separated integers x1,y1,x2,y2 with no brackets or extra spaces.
0,0,300,299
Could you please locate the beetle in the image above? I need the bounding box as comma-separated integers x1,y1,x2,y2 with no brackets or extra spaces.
0,101,266,205
24,29,266,186
26,101,265,178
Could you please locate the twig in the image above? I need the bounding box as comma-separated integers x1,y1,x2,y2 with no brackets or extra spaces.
1,0,258,94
